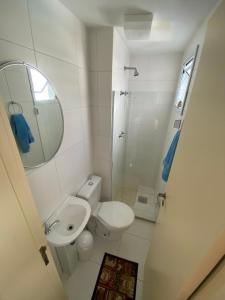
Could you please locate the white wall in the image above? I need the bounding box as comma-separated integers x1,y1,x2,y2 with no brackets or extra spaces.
88,27,131,201
112,29,130,92
125,53,182,190
111,29,130,200
88,26,113,201
0,0,93,221
155,22,208,195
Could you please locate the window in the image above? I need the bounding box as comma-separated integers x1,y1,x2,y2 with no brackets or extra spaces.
29,68,55,101
175,51,197,115
177,59,193,104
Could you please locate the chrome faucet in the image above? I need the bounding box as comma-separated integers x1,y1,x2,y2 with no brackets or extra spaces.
44,219,60,234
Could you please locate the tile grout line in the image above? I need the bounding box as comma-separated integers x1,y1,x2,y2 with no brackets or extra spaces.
26,0,37,67
0,37,34,52
125,231,152,242
34,49,88,70
0,37,88,71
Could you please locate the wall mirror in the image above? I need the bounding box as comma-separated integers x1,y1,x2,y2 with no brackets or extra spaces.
0,61,64,168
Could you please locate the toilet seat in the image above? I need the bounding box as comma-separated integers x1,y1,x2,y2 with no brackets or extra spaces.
97,201,134,231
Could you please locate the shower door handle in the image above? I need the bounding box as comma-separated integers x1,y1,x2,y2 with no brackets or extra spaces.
157,193,166,207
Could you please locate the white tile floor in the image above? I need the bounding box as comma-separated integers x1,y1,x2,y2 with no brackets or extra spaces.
63,218,154,300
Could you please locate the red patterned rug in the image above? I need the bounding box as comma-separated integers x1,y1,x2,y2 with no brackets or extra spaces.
91,253,138,300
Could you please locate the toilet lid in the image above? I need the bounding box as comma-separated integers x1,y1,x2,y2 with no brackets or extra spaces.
98,201,134,230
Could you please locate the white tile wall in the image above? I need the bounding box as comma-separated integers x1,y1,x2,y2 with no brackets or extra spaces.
93,136,111,162
88,28,130,201
55,143,88,199
87,29,98,71
111,29,130,201
129,53,182,93
28,161,62,221
28,0,78,64
96,28,113,71
98,72,112,106
130,53,182,82
0,0,33,48
88,27,113,72
75,24,88,69
60,109,83,154
0,39,36,64
112,28,130,75
80,107,92,141
129,79,178,93
88,27,113,201
78,68,90,106
89,72,98,105
0,0,93,221
36,53,81,110
93,159,111,189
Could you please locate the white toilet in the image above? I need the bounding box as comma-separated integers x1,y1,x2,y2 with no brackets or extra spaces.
77,176,134,240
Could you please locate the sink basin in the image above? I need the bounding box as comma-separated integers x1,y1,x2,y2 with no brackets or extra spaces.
46,196,91,247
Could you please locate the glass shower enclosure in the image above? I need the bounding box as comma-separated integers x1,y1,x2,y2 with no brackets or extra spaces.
112,90,173,222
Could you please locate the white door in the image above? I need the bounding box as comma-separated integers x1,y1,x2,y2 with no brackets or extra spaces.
143,1,225,299
191,257,225,300
0,101,67,300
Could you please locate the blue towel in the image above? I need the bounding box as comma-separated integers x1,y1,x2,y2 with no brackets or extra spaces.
162,130,180,182
10,114,35,153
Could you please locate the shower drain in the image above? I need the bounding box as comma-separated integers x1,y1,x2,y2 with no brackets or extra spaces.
67,224,74,231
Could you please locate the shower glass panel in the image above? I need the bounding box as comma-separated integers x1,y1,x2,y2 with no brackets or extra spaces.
112,90,173,222
112,91,129,202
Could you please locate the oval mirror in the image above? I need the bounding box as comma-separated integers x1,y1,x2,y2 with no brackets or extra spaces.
0,61,64,168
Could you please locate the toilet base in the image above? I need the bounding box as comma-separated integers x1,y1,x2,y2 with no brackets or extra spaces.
87,217,124,241
96,224,123,241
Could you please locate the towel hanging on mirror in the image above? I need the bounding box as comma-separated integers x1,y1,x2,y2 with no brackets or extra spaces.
10,113,35,153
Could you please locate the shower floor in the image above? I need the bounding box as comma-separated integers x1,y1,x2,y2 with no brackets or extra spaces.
119,186,158,222
134,186,157,222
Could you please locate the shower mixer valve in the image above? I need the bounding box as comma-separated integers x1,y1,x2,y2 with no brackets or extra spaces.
120,91,129,96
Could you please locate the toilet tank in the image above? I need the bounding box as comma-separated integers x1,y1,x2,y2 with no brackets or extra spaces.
77,176,102,210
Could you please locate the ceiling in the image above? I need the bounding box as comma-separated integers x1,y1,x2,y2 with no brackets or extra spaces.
61,0,219,53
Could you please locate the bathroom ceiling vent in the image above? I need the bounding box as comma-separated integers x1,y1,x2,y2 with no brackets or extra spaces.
123,13,153,40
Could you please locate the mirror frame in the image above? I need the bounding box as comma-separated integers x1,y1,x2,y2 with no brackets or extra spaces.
0,60,64,169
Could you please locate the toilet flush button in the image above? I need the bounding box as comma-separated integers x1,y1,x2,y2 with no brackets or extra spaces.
88,181,94,186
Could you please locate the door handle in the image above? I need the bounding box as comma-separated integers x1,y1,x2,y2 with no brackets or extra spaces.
39,246,49,266
157,193,167,207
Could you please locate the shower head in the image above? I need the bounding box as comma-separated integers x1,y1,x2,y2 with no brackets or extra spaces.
124,66,139,77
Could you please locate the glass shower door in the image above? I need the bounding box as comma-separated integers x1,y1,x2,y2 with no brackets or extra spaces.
112,91,129,202
112,90,174,222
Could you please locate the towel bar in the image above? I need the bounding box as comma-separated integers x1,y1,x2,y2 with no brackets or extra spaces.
8,101,23,114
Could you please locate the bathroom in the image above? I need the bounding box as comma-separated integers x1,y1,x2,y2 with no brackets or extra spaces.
0,0,224,300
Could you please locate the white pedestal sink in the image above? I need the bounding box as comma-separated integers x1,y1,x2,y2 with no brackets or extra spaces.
46,196,91,247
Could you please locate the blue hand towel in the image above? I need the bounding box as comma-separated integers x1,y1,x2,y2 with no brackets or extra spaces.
162,130,180,182
10,114,35,153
